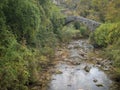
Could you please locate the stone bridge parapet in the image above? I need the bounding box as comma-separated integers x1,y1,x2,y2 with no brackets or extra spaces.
65,16,101,31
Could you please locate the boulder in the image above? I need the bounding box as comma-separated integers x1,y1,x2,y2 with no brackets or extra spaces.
84,66,91,72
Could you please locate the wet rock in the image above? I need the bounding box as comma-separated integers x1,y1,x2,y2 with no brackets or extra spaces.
103,66,109,71
95,64,101,68
72,61,81,65
96,61,101,65
74,45,80,48
93,79,98,83
65,66,68,69
68,45,73,49
76,68,80,70
67,84,72,87
70,55,80,59
55,70,63,74
96,58,103,61
96,84,104,87
64,58,69,61
64,58,71,62
79,49,87,55
84,66,91,72
52,78,56,80
79,53,84,57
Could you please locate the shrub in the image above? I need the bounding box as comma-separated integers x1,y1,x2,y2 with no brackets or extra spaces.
106,38,120,73
90,23,120,47
74,22,90,38
90,22,120,74
79,25,89,37
0,30,29,90
61,25,81,42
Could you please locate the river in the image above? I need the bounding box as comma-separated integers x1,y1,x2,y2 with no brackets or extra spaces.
48,39,117,90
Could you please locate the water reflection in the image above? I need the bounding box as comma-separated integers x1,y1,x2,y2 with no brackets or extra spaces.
48,40,112,90
48,63,112,90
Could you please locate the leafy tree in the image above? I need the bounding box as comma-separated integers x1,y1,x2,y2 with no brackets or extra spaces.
0,0,66,89
105,0,120,22
3,0,40,45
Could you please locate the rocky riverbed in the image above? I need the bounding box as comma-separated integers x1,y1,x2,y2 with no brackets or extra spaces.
48,39,119,90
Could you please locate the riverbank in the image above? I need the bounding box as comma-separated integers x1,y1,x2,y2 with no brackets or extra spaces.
47,39,119,90
30,39,120,90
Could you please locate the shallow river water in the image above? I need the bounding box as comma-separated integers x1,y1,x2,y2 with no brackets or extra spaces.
48,39,113,90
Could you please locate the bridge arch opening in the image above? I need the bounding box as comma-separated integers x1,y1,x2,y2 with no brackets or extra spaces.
64,16,101,31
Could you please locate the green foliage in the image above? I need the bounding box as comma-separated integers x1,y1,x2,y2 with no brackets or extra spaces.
74,22,81,30
79,25,89,37
66,0,120,78
88,0,120,76
61,23,89,42
105,0,120,22
0,0,120,88
90,23,120,47
65,0,109,22
0,0,66,89
105,38,120,74
3,0,41,45
50,6,65,41
74,22,89,38
0,30,29,90
62,26,78,42
90,22,120,74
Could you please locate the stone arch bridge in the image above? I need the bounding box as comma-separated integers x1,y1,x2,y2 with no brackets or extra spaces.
64,16,101,31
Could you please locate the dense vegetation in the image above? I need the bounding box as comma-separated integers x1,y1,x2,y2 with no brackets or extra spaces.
0,0,69,89
60,0,120,75
64,0,120,74
0,0,120,89
89,0,120,74
61,0,119,22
